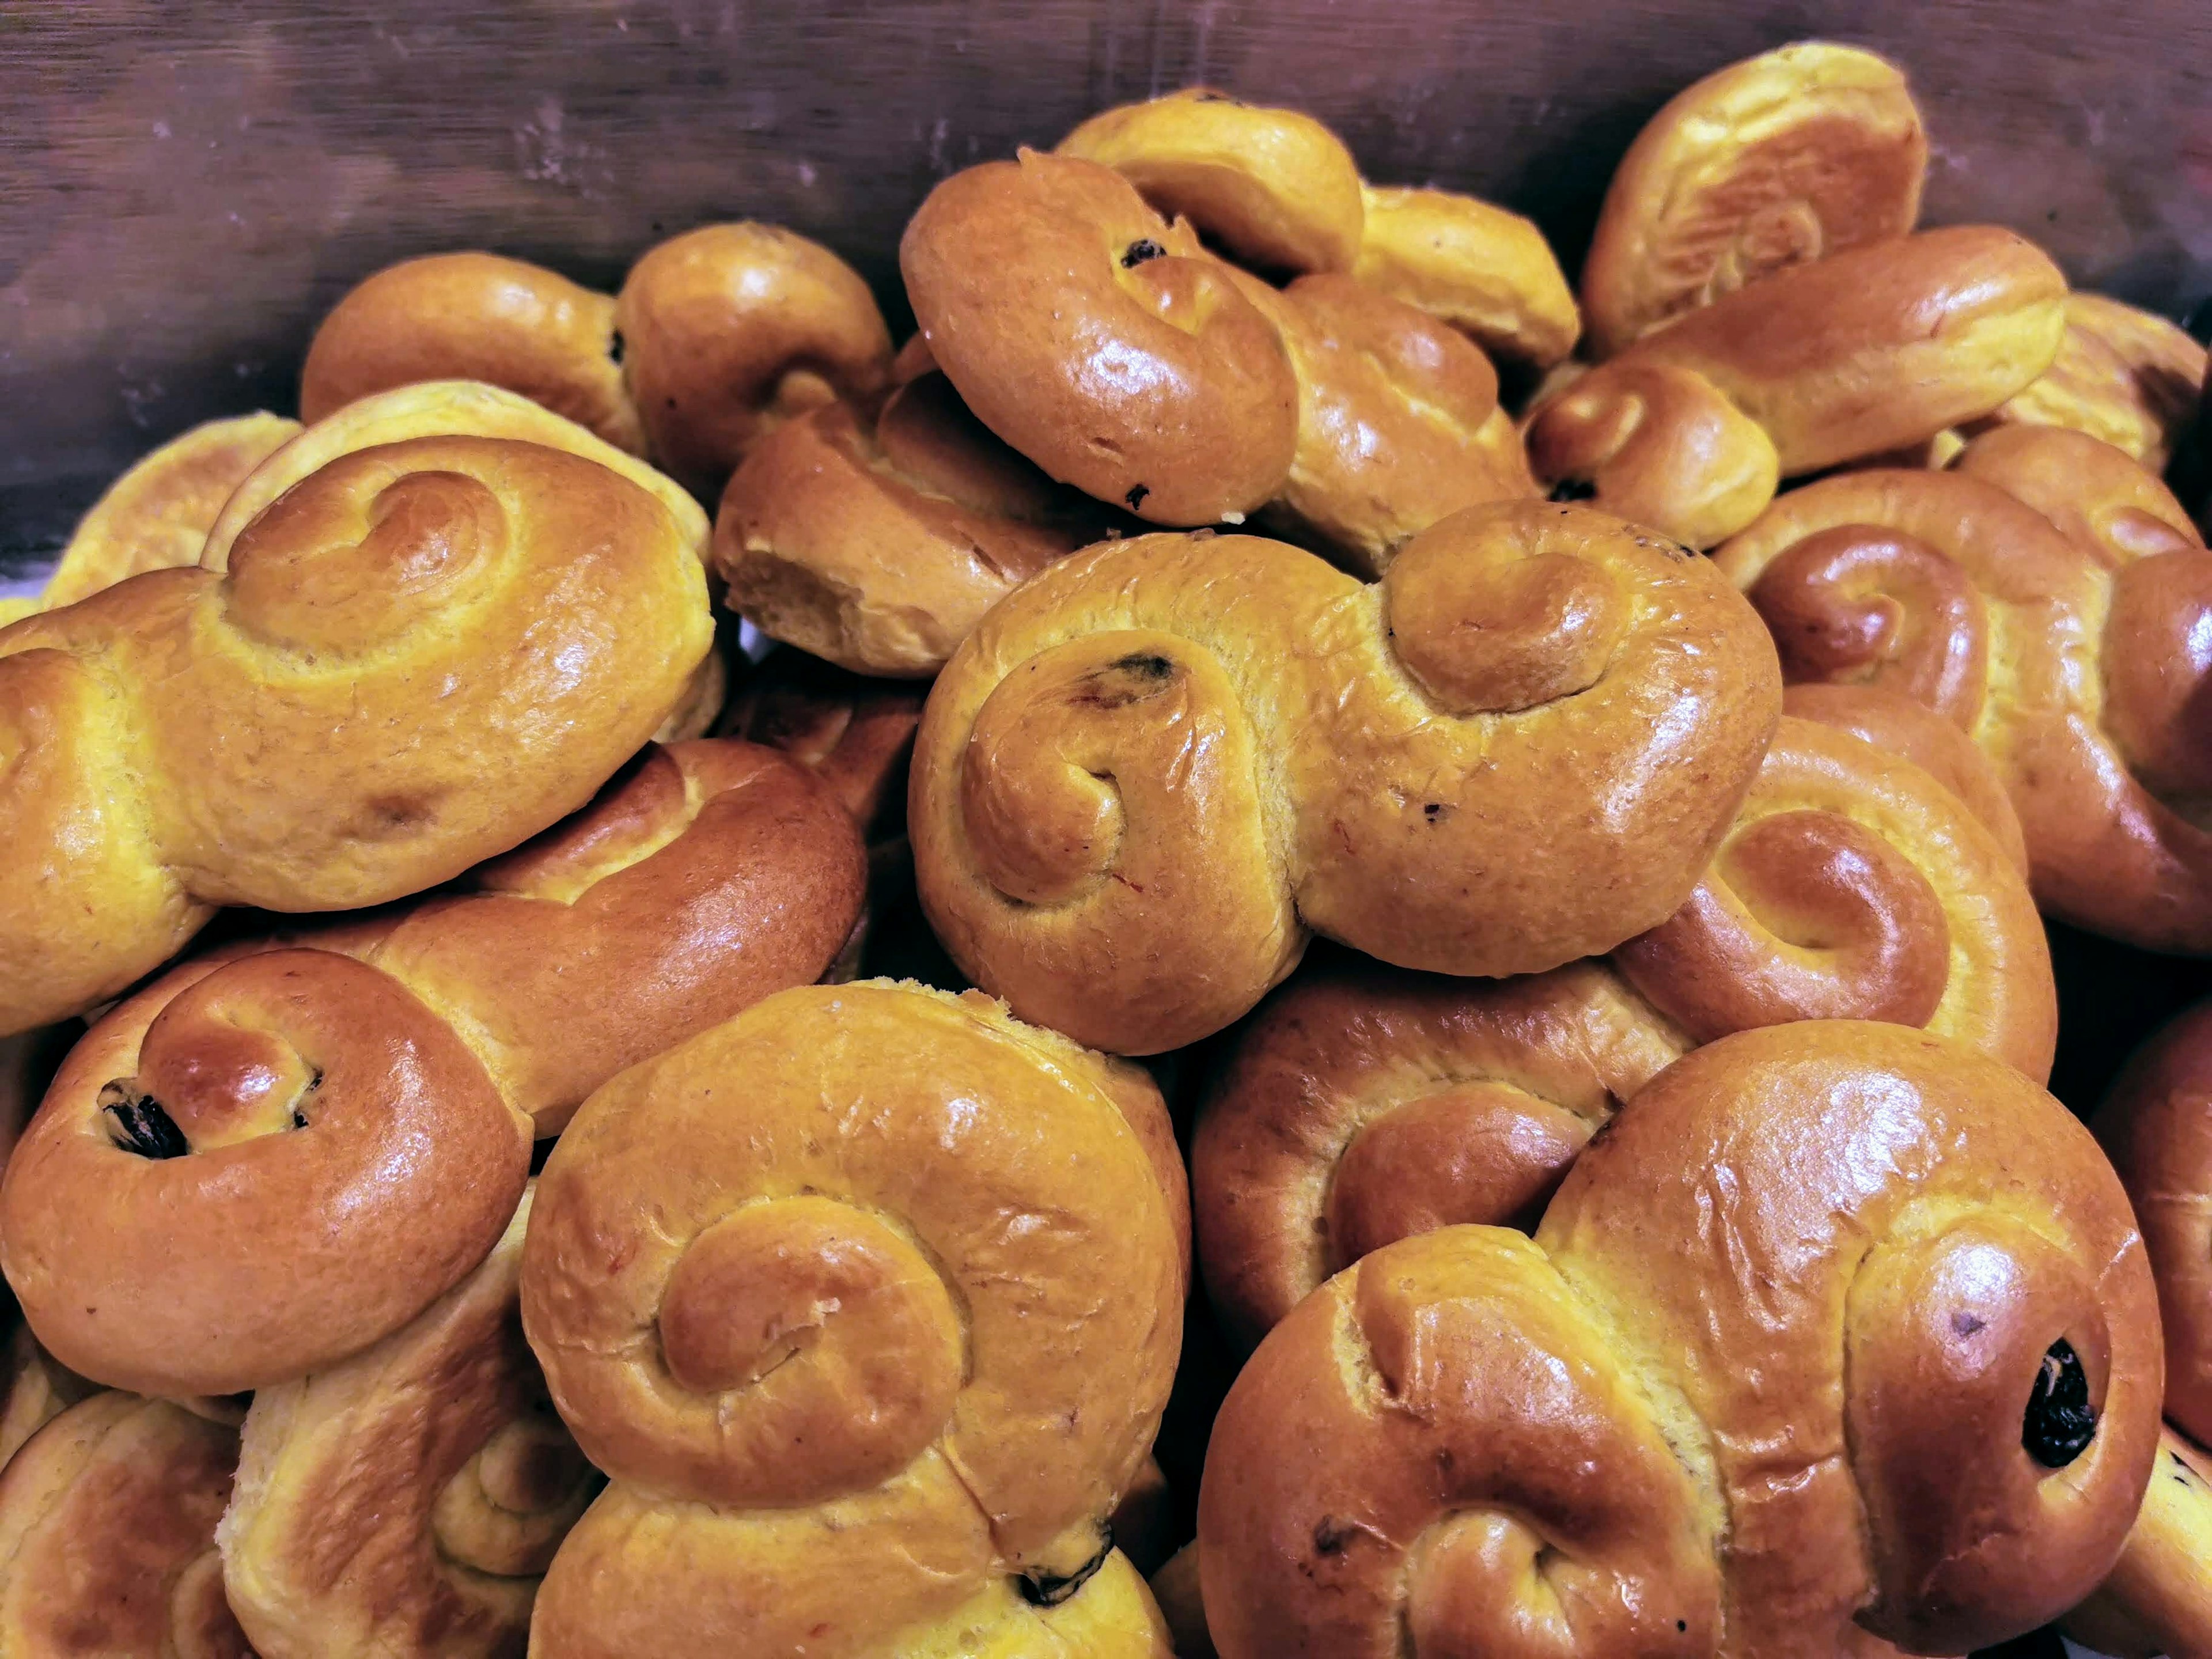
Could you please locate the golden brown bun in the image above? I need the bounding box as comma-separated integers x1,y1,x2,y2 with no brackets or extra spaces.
301,252,645,451
1782,682,2030,874
1056,88,1365,275
715,371,1096,675
0,407,711,1040
1613,714,2053,1075
616,222,894,494
910,506,1782,1053
901,150,1299,525
1719,441,2212,950
39,413,300,610
521,981,1185,1658
2094,999,2212,1448
1240,270,1536,574
1198,1022,2163,1658
1195,715,2050,1343
0,1393,251,1657
719,649,926,840
1591,226,2066,475
2063,1423,2212,1659
1353,185,1580,366
0,737,865,1395
0,1321,93,1474
1193,958,1685,1349
1582,41,1927,358
1978,293,2208,471
221,1188,599,1659
1526,359,1781,548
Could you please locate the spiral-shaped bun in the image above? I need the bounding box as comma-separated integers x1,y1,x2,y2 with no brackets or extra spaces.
616,222,895,493
1199,1022,2162,1658
1195,711,2050,1344
521,981,1185,1658
719,649,927,840
219,1187,599,1659
0,393,712,1037
300,230,891,494
1056,89,1365,276
901,150,1300,526
34,412,301,612
1718,444,2212,950
1526,359,1781,548
1194,957,1688,1349
1241,270,1536,573
0,735,865,1396
1581,41,1928,357
1353,184,1580,368
1613,714,2054,1074
301,253,645,452
1979,293,2208,472
0,1393,251,1657
715,369,1101,675
912,503,1781,1053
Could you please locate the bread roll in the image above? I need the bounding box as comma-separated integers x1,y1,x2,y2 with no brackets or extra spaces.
1977,293,2207,472
1194,707,2051,1344
715,370,1099,675
219,1188,599,1659
911,504,1781,1052
0,1393,251,1657
1353,184,1580,368
1056,88,1365,275
0,737,866,1395
1198,1022,2162,1657
0,1321,92,1475
1720,433,2212,950
1582,41,1927,357
0,385,712,1039
902,150,1300,526
300,228,892,493
520,981,1185,1658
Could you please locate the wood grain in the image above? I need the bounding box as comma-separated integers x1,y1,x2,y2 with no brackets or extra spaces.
1,0,2207,565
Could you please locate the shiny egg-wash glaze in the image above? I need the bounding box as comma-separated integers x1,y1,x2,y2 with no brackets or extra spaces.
911,502,1781,1054
1198,1022,2163,1658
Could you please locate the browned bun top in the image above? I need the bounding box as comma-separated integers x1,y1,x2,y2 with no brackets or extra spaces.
0,411,713,1039
219,1188,599,1659
901,150,1300,525
1056,88,1366,276
1582,41,1927,357
1199,1022,2162,1658
1192,957,1685,1349
1613,714,2055,1080
1353,184,1581,367
39,413,301,611
1782,682,2029,874
1243,270,1535,574
521,980,1185,1658
719,649,927,840
911,505,1781,1054
300,251,645,451
1719,449,2212,951
1979,293,2209,471
715,369,1100,676
616,221,893,494
0,1394,251,1657
2093,999,2212,1448
1526,358,1781,548
0,950,532,1397
1619,226,2067,472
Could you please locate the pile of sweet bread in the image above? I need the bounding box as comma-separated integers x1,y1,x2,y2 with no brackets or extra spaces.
2,39,2210,1659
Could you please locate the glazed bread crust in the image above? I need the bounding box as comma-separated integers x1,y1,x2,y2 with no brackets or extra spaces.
1199,1022,2162,1658
911,505,1781,1053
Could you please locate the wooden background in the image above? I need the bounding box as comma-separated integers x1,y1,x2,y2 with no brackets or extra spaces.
1,0,2207,551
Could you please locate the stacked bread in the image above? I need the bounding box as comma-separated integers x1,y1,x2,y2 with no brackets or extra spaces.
0,35,2206,1659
